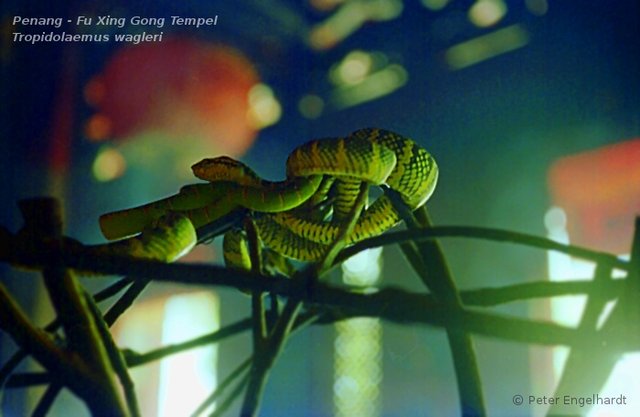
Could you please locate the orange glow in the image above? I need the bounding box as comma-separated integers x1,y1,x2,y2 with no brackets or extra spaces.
83,76,106,107
85,37,261,156
84,114,112,141
310,0,345,12
548,138,640,253
309,26,339,50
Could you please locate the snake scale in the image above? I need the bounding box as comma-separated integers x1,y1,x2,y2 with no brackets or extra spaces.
98,128,438,270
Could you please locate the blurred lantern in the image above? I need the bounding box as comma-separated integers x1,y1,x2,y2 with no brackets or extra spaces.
84,37,260,157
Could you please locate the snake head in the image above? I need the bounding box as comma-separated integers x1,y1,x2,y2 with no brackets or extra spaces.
192,156,261,186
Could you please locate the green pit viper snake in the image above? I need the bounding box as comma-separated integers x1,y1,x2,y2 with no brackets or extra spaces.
97,128,438,271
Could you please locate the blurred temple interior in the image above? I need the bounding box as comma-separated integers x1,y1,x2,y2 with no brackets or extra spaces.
1,0,639,416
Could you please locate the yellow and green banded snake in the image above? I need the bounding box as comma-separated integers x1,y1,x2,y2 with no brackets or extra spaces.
8,212,197,275
98,128,438,268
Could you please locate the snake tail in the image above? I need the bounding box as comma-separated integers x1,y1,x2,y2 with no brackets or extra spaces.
99,183,229,240
63,213,197,276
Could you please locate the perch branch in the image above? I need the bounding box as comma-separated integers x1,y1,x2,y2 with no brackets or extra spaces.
386,188,485,417
240,182,369,417
1,246,634,350
7,285,632,391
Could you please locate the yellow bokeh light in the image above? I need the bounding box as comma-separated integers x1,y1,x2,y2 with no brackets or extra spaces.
445,25,529,70
340,51,372,85
421,0,450,11
330,50,373,86
308,0,401,50
468,0,507,28
92,147,126,182
331,64,408,109
247,83,282,129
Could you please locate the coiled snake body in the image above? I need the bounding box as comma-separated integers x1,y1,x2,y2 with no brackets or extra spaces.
98,128,438,269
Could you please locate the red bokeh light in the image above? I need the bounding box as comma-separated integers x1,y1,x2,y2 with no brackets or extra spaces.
85,37,260,156
548,138,640,253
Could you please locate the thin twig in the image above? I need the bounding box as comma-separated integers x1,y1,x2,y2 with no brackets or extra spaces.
7,301,622,389
191,356,252,417
240,183,369,417
548,263,614,415
209,372,251,417
0,349,27,390
239,299,303,417
547,218,640,416
31,384,62,417
103,277,151,326
10,274,626,388
7,319,253,390
387,190,485,417
125,318,252,368
84,291,141,417
0,277,134,393
6,314,323,391
244,217,268,346
33,280,143,414
1,274,114,416
24,198,128,417
7,282,632,390
459,277,622,306
2,266,632,356
93,277,135,302
336,226,628,271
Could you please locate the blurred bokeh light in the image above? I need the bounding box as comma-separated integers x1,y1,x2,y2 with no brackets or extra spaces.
84,37,260,156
